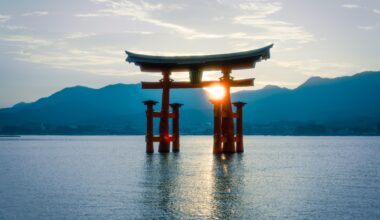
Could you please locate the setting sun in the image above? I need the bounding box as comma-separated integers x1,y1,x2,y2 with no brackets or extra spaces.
204,84,226,101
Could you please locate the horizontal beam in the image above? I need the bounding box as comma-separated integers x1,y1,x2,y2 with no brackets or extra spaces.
152,112,175,118
152,112,161,118
142,78,254,89
138,60,256,72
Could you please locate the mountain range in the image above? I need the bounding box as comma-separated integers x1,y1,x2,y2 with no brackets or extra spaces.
1,71,380,135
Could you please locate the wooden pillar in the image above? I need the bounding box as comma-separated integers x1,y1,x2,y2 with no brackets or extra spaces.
211,100,222,154
233,102,246,153
221,68,236,153
158,70,171,153
143,100,158,153
170,103,183,152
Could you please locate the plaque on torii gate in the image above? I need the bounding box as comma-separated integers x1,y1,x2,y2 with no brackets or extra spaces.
125,44,273,153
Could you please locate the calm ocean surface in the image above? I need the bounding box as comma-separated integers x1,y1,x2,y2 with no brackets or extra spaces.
0,136,379,219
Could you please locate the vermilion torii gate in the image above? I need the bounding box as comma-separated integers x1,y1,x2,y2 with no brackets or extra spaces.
125,44,273,153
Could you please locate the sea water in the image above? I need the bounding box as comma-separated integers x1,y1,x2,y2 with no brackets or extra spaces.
0,136,379,219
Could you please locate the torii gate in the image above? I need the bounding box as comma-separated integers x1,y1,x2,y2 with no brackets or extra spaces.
125,44,273,153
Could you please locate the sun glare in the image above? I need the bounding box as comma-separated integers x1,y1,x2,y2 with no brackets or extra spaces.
204,84,226,101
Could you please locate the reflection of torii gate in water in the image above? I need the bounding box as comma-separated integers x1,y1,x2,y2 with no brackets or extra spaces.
125,44,273,154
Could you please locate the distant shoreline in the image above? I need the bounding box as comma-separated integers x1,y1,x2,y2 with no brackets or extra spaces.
0,134,379,137
0,135,21,137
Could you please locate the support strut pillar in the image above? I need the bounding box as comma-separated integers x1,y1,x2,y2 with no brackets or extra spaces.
233,102,246,153
170,103,183,152
211,100,223,154
143,100,158,153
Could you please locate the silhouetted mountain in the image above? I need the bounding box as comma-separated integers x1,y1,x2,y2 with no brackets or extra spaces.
1,71,379,135
232,84,290,103
244,71,380,125
299,76,325,88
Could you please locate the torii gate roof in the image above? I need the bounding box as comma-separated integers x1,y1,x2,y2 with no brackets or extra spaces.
125,44,273,72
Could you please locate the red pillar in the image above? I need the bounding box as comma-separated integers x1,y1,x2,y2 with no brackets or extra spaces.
221,68,236,153
170,103,183,152
158,70,171,153
143,100,158,153
233,102,246,153
211,100,222,154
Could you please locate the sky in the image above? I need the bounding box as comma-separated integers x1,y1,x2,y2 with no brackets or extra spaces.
0,0,379,108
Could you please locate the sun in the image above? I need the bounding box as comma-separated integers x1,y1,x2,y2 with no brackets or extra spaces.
204,84,226,101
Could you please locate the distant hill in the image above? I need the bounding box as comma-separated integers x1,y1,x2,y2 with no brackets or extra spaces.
1,71,380,135
241,71,380,124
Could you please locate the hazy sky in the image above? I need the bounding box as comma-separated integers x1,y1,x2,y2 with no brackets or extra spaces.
0,0,379,107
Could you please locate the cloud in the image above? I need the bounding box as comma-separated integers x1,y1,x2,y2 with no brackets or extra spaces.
65,32,97,39
22,11,49,16
0,25,26,30
238,1,282,17
0,14,10,23
272,59,357,77
123,30,153,35
356,24,379,31
76,13,107,17
233,1,314,44
75,0,227,40
373,9,380,15
76,0,164,18
342,4,359,9
0,35,52,47
8,42,130,76
75,0,315,45
0,32,133,76
234,17,314,43
17,48,120,66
